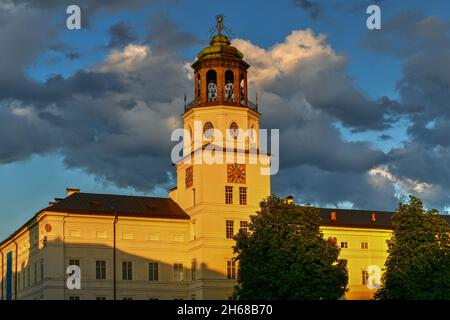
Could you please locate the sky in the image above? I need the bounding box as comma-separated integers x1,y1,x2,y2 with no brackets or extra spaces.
1,0,450,239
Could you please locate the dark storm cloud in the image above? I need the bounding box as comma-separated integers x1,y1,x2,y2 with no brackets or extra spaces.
108,21,138,49
290,0,388,22
363,12,450,57
290,0,322,20
65,52,80,60
1,1,448,210
146,14,200,53
273,165,398,211
0,4,192,192
363,12,450,210
7,0,155,15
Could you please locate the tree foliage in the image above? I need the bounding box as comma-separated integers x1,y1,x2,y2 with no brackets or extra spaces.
233,195,348,300
375,196,450,300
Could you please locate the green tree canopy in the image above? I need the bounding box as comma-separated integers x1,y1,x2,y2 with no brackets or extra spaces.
375,196,450,300
233,195,348,300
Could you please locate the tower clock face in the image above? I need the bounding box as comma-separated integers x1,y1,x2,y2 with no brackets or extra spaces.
227,164,246,184
185,166,193,188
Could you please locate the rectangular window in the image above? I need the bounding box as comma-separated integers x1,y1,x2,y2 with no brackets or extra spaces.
362,270,369,285
226,220,234,239
69,259,80,267
96,260,106,280
149,262,159,281
69,296,80,300
239,187,247,205
191,259,197,281
240,221,248,234
122,261,133,281
22,269,26,288
122,297,133,300
227,260,236,280
174,263,183,281
340,242,348,248
225,186,233,204
33,263,37,284
96,297,107,300
361,242,369,249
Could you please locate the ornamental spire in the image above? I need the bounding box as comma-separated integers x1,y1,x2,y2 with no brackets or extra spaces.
208,14,233,39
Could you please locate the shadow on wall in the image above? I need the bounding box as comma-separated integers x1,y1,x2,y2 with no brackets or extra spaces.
1,225,234,300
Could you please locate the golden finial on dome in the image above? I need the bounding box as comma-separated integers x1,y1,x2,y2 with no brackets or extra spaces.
207,14,233,40
216,14,224,34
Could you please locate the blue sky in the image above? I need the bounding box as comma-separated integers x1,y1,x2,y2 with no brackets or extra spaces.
1,0,450,239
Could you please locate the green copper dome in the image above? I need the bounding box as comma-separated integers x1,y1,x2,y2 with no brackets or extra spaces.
196,34,244,60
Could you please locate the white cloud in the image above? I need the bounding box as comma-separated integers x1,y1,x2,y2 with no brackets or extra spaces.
97,44,151,73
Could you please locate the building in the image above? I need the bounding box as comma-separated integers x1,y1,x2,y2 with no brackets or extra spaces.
1,19,449,300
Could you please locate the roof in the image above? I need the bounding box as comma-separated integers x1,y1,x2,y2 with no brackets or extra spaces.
44,192,190,220
196,34,245,61
319,207,450,229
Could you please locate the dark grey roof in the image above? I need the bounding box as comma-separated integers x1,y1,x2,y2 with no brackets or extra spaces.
319,207,450,229
45,192,190,220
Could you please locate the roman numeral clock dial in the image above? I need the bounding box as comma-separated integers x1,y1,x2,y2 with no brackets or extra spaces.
227,164,246,184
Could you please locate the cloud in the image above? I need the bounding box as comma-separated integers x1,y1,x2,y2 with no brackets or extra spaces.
233,30,397,131
146,13,200,53
232,31,403,210
108,21,138,49
363,12,450,210
290,0,322,20
0,4,449,212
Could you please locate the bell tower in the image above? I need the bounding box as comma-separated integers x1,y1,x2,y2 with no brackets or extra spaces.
168,15,271,299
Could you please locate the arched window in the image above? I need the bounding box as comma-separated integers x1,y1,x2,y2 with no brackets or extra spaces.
196,74,201,103
229,122,239,140
240,74,245,104
225,70,235,102
203,122,214,140
186,125,193,145
206,70,217,102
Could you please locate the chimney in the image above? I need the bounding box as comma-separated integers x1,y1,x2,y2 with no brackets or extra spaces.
371,212,376,222
285,195,294,204
66,188,80,197
331,211,337,221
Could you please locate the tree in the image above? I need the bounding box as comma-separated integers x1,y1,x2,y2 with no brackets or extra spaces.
233,195,348,300
375,196,450,300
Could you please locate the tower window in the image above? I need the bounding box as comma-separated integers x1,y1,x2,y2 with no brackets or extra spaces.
239,187,247,205
240,74,245,104
225,186,233,204
225,70,235,102
206,70,217,102
226,220,234,239
197,74,201,103
203,122,214,140
227,260,236,279
229,122,239,140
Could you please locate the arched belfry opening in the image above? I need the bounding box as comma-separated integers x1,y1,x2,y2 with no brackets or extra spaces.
206,70,217,102
224,70,234,102
186,15,257,112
